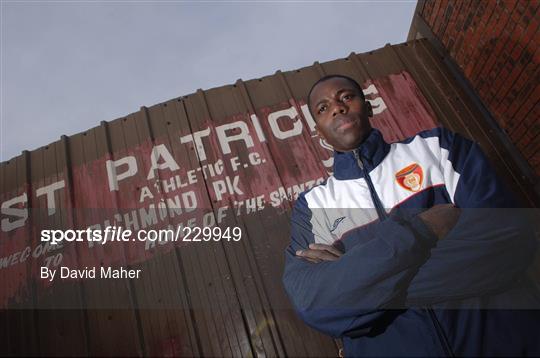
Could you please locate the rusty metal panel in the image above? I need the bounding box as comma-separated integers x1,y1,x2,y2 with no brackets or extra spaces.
68,124,144,357
0,39,536,356
32,140,88,357
0,153,39,357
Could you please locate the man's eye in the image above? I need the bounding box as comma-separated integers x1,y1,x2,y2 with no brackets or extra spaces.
318,105,327,113
342,94,353,101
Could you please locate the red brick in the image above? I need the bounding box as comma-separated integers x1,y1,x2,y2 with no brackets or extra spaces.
443,3,458,42
522,133,540,158
475,50,500,89
455,2,472,43
508,83,536,117
447,37,458,57
464,59,476,77
514,142,532,159
440,0,540,135
517,137,531,151
468,14,491,65
493,68,510,90
428,0,442,27
508,81,537,112
508,83,540,129
529,122,540,139
522,106,540,128
500,71,526,104
515,0,526,17
531,13,540,28
419,0,428,17
525,0,538,19
494,58,536,114
499,101,511,116
463,41,476,63
434,0,450,35
496,111,510,129
455,0,470,32
514,102,539,132
530,151,540,164
494,10,509,33
472,1,486,29
442,1,463,47
511,44,523,61
531,159,540,178
514,69,529,89
494,66,523,104
531,146,540,159
501,1,513,13
478,86,489,100
511,4,522,23
506,99,523,120
510,122,528,143
477,12,515,82
422,0,434,19
521,20,538,44
532,165,540,178
515,22,526,39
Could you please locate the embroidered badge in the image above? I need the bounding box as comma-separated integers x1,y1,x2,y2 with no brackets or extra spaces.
395,163,423,192
329,217,346,233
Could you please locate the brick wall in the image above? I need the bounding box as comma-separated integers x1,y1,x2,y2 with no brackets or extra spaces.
420,0,539,176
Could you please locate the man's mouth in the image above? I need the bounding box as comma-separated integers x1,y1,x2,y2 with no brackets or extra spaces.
335,116,357,131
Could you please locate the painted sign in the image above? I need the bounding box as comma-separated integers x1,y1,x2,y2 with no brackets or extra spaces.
0,71,437,308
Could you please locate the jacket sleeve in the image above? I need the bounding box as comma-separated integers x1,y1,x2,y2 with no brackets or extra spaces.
437,127,517,208
405,128,537,305
282,194,438,338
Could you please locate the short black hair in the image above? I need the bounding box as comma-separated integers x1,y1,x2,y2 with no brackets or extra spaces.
307,74,366,118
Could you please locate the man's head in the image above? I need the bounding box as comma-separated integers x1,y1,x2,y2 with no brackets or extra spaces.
308,75,373,152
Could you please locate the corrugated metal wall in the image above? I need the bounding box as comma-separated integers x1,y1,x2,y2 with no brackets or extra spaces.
409,0,539,178
0,39,537,357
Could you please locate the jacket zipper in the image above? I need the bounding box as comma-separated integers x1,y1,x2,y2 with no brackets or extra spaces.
354,149,453,356
353,149,388,220
426,308,454,357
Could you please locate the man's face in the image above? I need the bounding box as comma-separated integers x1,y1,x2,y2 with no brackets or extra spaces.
309,77,372,152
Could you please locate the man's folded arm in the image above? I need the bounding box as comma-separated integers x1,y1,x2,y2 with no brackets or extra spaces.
282,195,438,338
405,128,537,304
283,129,537,337
337,129,536,305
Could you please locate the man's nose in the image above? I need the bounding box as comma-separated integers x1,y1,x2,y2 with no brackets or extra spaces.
332,103,347,117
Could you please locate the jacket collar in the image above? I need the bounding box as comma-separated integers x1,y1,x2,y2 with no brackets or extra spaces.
333,129,390,180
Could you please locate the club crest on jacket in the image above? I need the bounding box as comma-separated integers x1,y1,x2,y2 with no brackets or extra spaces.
395,163,423,192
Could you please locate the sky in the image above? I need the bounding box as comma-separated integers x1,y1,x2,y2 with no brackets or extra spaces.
1,1,416,162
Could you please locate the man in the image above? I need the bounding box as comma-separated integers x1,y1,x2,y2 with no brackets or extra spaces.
282,75,539,356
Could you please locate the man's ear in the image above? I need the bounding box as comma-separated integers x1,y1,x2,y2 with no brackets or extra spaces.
366,101,373,117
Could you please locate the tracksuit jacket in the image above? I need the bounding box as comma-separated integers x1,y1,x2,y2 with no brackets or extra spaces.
283,128,539,357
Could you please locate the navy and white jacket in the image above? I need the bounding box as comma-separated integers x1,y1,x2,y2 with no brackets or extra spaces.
283,128,539,357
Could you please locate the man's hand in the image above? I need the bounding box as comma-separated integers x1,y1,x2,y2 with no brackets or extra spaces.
295,204,459,263
296,243,344,263
417,204,461,240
